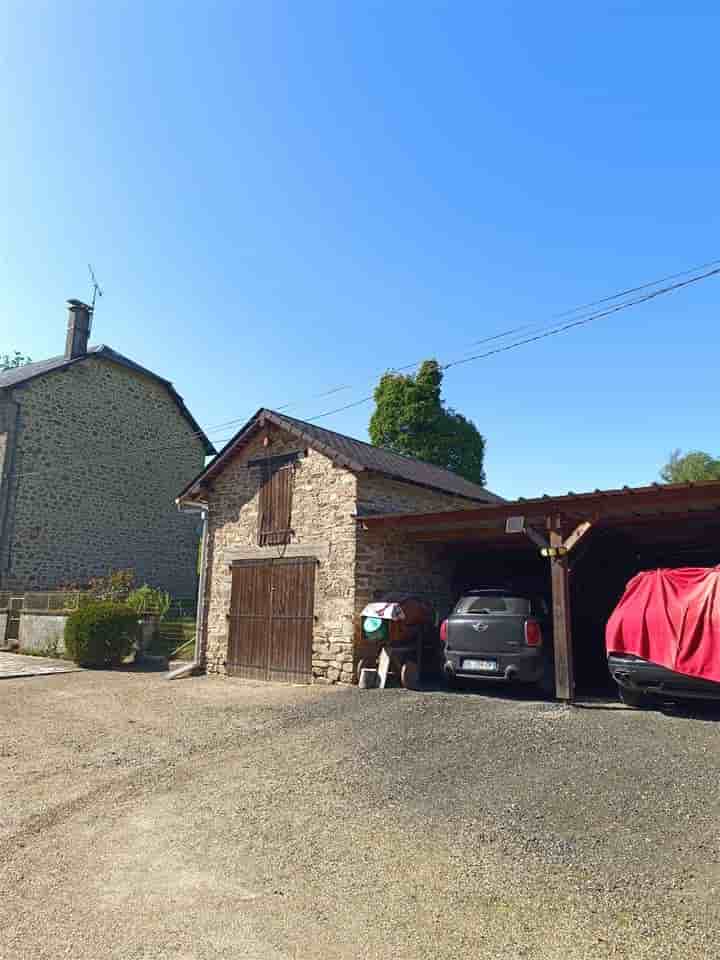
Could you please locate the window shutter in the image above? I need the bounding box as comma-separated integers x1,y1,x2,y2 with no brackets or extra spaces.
258,463,293,546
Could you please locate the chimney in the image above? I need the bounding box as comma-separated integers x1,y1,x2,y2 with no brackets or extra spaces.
65,299,92,359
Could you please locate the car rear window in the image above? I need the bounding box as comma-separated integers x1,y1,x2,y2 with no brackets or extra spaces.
455,595,532,615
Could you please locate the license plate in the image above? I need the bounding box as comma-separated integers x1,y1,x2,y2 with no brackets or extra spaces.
462,658,498,672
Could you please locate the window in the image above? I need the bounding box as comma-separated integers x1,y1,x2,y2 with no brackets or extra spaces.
454,594,532,615
257,462,294,546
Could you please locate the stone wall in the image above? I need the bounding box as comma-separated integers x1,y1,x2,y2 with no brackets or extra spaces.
354,472,477,624
357,471,490,517
202,424,358,682
0,397,20,585
17,612,68,657
1,357,207,597
355,528,455,622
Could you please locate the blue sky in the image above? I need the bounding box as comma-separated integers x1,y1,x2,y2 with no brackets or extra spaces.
2,3,718,499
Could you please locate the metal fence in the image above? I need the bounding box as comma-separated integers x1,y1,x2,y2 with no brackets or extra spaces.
166,598,197,619
0,591,84,613
23,591,84,612
0,592,196,616
0,591,197,654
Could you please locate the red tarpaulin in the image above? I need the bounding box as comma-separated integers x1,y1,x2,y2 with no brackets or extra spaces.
606,567,720,683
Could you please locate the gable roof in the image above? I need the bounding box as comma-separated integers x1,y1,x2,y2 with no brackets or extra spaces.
0,345,215,455
178,408,502,504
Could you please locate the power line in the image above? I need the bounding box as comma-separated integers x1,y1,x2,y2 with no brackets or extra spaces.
198,254,720,435
303,263,720,422
82,257,720,454
442,263,720,372
550,256,720,320
81,254,720,457
5,257,720,485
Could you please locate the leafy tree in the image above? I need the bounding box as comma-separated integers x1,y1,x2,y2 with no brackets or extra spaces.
660,449,720,483
1,351,32,370
369,359,486,484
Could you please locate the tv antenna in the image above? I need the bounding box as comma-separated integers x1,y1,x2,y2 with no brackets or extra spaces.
88,263,103,312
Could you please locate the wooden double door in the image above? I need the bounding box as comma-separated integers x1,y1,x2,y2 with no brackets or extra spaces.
227,558,315,683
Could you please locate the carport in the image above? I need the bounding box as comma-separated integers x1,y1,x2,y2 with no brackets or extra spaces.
360,480,720,701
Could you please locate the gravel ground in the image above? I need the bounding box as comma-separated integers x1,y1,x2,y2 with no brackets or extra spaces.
1,671,719,960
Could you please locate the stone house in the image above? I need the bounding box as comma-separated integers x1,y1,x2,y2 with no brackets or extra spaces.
177,408,501,683
0,300,214,597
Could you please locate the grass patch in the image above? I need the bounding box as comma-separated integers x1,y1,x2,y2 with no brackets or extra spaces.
144,618,196,659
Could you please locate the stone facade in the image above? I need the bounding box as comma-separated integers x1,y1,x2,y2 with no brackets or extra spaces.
202,424,358,682
0,356,207,597
200,425,487,684
357,472,484,517
355,472,480,624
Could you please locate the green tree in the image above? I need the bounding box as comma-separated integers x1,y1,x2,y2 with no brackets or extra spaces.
660,449,720,483
1,351,32,370
369,359,487,484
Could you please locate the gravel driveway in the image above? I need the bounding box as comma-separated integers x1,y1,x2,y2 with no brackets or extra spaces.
1,672,719,959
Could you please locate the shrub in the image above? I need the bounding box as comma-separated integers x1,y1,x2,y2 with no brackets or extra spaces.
64,602,139,668
127,584,172,618
62,569,137,603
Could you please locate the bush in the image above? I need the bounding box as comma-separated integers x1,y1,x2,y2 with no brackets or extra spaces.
127,584,172,618
62,568,137,603
64,602,139,668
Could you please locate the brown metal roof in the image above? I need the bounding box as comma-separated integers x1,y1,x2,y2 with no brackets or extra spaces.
178,408,502,504
357,479,720,529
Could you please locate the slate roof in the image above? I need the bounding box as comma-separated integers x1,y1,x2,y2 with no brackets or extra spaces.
178,408,502,504
0,345,215,454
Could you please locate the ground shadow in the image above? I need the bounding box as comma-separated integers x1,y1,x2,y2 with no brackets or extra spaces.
418,676,557,704
655,699,720,722
572,694,720,721
116,656,170,673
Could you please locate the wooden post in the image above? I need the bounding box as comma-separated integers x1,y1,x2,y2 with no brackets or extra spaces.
550,529,575,702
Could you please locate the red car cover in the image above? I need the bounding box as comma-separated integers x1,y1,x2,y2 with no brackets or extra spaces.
606,567,720,683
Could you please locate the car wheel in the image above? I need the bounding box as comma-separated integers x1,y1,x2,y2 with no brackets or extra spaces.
618,686,652,708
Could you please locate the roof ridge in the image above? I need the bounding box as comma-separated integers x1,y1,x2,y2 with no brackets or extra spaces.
0,346,213,454
179,407,503,503
267,408,486,481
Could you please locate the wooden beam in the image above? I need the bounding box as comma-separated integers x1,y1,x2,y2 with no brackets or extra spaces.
406,529,527,545
550,530,574,703
562,521,592,553
357,483,720,531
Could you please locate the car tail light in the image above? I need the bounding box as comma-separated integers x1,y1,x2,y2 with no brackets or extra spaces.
524,619,542,647
440,619,448,644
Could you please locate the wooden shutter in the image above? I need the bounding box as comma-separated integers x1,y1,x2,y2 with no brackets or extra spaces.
258,463,293,546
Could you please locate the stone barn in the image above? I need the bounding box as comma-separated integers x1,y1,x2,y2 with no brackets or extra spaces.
177,408,501,683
